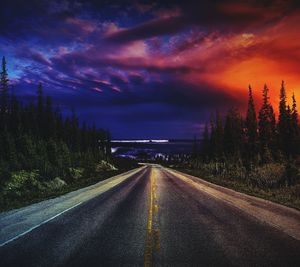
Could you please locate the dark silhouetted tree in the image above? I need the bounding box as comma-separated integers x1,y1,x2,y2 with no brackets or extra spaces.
0,56,8,123
215,111,224,160
245,85,258,160
258,84,276,162
278,81,289,155
224,107,243,159
209,112,223,160
290,93,299,155
202,123,209,162
192,135,198,159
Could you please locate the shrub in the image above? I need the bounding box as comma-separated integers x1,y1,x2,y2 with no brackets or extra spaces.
96,160,117,172
291,184,300,198
248,163,285,188
44,177,67,191
3,170,43,197
68,167,84,180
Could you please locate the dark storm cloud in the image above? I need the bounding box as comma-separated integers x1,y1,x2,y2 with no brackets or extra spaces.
108,79,244,110
104,0,299,44
105,16,187,43
47,48,196,79
16,47,52,66
3,0,300,138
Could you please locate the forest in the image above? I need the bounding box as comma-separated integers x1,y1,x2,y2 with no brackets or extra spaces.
177,81,300,208
0,56,134,211
1,52,300,210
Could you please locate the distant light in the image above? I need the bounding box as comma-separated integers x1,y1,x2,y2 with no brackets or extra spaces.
111,139,169,143
111,147,118,153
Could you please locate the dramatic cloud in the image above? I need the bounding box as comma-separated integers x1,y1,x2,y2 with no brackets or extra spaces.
1,0,300,138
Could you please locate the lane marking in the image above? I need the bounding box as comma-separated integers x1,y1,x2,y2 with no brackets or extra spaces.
144,167,161,266
0,201,83,247
0,167,147,248
144,168,154,267
153,175,160,253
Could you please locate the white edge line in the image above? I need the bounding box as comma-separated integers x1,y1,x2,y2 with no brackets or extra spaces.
0,166,147,248
0,201,83,247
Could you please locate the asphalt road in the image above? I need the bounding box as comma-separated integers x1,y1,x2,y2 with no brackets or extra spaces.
1,165,300,266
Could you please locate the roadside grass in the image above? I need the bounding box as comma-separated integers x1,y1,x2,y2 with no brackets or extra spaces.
174,168,300,211
0,158,138,212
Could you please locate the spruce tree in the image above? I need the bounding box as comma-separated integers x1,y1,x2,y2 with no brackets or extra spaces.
10,94,21,135
245,85,258,159
258,84,276,162
215,111,224,160
202,122,209,162
291,93,299,155
105,130,112,159
209,114,216,160
45,96,54,138
224,107,243,159
278,81,289,155
291,93,299,134
0,56,8,119
37,83,44,136
37,83,43,115
192,135,198,159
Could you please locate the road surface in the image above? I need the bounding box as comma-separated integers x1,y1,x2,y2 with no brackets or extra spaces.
1,165,300,266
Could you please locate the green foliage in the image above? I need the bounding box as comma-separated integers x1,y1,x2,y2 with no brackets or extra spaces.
4,170,42,196
68,167,84,180
193,81,300,192
96,160,118,172
248,163,286,188
0,56,112,194
44,177,67,191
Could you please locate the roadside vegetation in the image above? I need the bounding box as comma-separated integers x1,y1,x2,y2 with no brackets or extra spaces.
169,82,300,209
0,57,137,211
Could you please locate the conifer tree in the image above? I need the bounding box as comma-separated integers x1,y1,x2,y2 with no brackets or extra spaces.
258,84,276,162
37,83,43,115
215,111,224,160
0,56,8,118
105,130,112,159
245,85,258,159
192,135,198,159
0,57,110,187
224,107,243,158
278,81,289,155
209,113,216,160
202,122,210,162
291,93,299,155
36,83,44,136
291,93,299,134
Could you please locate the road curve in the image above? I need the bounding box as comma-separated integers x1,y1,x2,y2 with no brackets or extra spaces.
0,165,300,266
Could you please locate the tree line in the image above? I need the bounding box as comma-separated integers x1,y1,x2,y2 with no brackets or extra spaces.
198,82,299,187
0,56,111,187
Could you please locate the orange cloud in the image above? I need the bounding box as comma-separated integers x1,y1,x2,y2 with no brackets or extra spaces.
167,14,300,113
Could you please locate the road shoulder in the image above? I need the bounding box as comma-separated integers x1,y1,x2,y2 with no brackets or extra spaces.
0,166,146,246
166,167,300,241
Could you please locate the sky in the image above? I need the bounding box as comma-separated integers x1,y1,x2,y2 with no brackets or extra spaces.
0,0,300,139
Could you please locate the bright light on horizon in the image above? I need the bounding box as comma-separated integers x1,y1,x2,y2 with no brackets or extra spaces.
111,139,169,143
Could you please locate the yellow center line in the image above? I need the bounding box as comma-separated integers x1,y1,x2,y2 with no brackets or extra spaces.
144,168,154,267
144,167,161,266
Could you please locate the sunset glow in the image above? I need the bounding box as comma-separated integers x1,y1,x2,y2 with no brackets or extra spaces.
1,0,299,138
